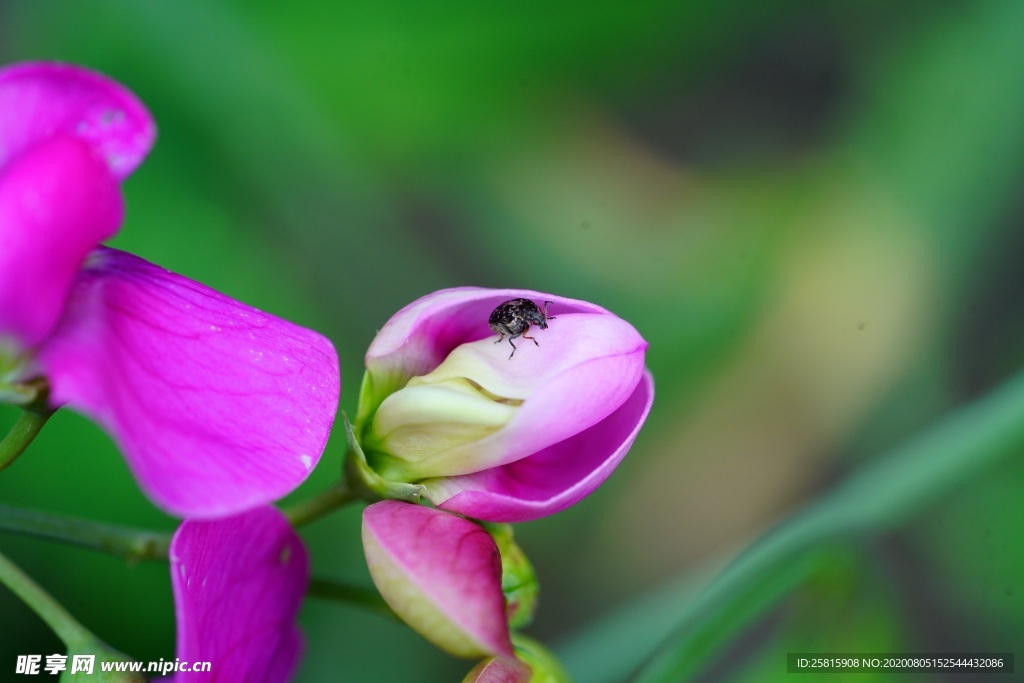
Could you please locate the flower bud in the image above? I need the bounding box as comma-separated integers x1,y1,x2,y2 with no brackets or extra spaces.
512,635,572,683
462,656,532,683
462,637,572,683
357,288,653,522
361,501,513,659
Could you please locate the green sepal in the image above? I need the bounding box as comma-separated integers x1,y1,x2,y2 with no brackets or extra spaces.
354,367,409,440
0,376,48,409
343,412,424,503
513,634,572,682
486,523,540,630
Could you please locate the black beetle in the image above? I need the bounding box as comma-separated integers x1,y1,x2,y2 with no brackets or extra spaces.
489,298,555,359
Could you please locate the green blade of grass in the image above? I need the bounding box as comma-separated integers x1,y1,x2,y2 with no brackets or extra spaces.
560,368,1024,682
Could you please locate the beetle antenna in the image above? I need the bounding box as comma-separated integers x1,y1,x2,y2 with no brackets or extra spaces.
543,300,556,320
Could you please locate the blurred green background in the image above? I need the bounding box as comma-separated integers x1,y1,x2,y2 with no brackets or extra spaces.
2,1,1023,681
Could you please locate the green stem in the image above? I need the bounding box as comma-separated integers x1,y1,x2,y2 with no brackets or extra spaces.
0,476,364,563
0,549,95,647
0,505,395,621
0,505,170,562
282,482,359,527
307,577,397,620
0,409,51,472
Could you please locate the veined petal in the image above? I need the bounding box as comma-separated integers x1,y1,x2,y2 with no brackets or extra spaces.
379,313,646,479
0,62,155,179
34,247,340,518
425,371,654,522
0,135,122,349
362,501,512,659
170,506,308,683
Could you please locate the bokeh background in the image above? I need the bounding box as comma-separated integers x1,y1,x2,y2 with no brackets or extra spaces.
2,1,1023,681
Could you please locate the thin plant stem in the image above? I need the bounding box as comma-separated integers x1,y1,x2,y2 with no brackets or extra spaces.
282,482,359,527
307,577,397,620
0,478,361,563
0,409,51,472
0,504,171,563
0,549,95,647
0,504,398,618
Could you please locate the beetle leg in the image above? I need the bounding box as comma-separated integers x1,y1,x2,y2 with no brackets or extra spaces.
542,300,556,321
494,331,505,344
507,331,524,359
521,331,540,347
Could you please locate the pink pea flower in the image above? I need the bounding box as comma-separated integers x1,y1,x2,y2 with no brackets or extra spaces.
362,500,513,659
355,288,653,522
0,62,339,517
170,506,308,682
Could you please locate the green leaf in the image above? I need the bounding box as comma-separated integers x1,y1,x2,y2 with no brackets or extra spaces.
560,369,1024,682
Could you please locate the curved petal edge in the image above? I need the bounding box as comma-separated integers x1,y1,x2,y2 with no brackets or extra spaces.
0,61,156,178
36,248,340,518
426,370,654,522
170,506,308,683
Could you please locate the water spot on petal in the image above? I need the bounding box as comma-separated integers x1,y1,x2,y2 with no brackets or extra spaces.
299,454,312,470
107,109,125,125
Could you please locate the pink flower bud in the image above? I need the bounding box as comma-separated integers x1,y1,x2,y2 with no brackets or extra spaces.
362,501,513,659
357,288,653,522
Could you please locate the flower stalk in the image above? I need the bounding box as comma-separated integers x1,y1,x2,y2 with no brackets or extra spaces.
0,549,95,648
0,378,53,472
0,504,170,562
0,409,51,472
281,482,358,527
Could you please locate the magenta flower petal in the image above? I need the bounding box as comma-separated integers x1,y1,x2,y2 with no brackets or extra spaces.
35,247,340,518
372,312,647,479
0,135,122,348
0,62,155,179
170,506,308,683
425,370,654,522
359,287,652,522
362,501,513,659
362,287,611,406
0,61,152,352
